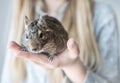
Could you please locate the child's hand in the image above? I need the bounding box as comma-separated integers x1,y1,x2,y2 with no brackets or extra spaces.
8,38,86,82
8,38,79,70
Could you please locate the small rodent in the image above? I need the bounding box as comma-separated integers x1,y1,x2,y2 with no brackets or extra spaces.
21,15,68,61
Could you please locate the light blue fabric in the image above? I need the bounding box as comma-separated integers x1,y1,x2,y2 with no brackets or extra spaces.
1,1,119,83
83,3,119,83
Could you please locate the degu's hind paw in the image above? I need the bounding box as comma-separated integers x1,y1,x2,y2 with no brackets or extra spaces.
48,56,54,62
41,52,54,62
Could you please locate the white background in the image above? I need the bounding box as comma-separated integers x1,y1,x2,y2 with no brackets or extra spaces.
0,0,120,81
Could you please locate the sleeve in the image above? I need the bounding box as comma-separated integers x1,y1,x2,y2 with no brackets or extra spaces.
83,4,119,83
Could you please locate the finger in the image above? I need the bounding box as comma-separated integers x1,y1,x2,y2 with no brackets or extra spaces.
8,41,46,61
27,55,59,70
17,52,49,63
8,41,59,69
17,51,58,67
67,38,80,59
7,41,29,58
8,41,23,52
8,41,30,57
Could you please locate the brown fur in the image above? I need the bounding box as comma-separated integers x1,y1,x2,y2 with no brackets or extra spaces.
21,15,68,61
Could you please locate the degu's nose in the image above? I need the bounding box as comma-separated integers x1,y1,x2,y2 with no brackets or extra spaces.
30,45,38,52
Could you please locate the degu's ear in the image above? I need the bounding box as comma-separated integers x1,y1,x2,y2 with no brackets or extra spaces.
24,16,30,30
38,15,43,24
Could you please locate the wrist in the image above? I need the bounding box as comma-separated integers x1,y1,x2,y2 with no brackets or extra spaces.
62,59,87,83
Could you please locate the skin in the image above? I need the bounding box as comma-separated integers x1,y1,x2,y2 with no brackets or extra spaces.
8,0,87,82
8,38,86,83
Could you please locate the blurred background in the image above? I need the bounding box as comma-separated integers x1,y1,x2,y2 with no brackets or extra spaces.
0,0,120,81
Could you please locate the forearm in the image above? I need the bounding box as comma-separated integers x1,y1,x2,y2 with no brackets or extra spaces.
62,60,87,83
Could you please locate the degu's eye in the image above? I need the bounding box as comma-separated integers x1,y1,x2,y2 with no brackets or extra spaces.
26,34,29,39
39,33,43,38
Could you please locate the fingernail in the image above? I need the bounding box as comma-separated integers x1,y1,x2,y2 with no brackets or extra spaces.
68,38,76,48
7,41,15,48
68,38,74,45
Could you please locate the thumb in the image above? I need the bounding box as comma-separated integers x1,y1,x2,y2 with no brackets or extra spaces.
67,38,80,59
